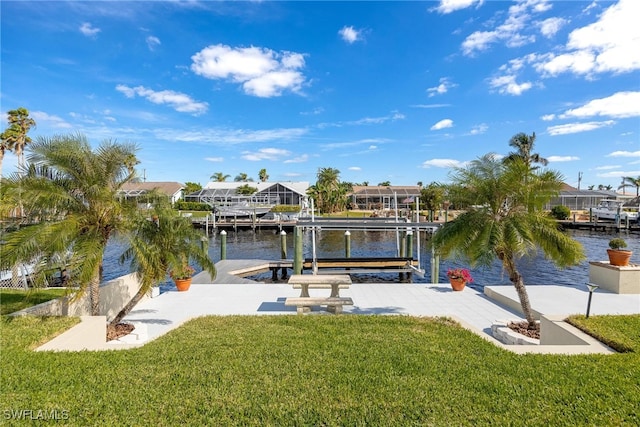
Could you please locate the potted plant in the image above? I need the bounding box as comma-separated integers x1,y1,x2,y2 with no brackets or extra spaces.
446,268,474,291
607,238,632,266
169,261,196,292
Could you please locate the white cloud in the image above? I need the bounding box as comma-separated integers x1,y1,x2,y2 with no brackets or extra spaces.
146,36,161,51
241,148,291,161
79,22,100,37
560,91,640,119
300,107,324,116
153,127,308,145
205,157,224,162
597,170,640,178
348,166,362,171
411,104,451,109
116,84,208,115
536,0,640,76
329,112,406,127
431,119,454,130
469,123,488,135
547,155,580,162
191,44,306,98
30,111,72,129
461,0,549,55
539,17,568,38
427,77,457,97
606,151,640,158
547,120,615,135
595,165,621,170
338,26,362,43
489,74,532,96
434,0,483,14
421,158,463,168
284,154,309,164
541,114,555,121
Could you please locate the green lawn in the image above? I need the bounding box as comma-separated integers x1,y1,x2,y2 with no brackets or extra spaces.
0,288,69,315
1,315,638,426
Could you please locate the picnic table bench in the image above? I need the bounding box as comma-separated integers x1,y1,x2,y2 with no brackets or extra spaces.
285,274,353,314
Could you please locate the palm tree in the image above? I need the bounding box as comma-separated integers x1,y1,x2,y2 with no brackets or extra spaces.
234,172,253,182
258,168,269,182
618,176,640,196
110,197,216,325
210,172,230,182
309,167,346,213
0,133,139,315
504,132,548,169
0,107,36,177
431,154,584,328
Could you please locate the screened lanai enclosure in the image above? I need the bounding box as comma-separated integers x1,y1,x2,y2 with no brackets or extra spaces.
350,186,421,211
185,182,309,216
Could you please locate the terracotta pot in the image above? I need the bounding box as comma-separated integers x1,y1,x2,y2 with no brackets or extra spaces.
174,277,193,292
449,277,466,291
607,249,632,267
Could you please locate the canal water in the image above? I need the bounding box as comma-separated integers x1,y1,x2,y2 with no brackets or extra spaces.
102,228,640,291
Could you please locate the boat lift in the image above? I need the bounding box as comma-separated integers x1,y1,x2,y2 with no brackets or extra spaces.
298,194,441,280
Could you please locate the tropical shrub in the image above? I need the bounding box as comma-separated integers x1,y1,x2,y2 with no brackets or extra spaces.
550,205,571,220
174,201,210,211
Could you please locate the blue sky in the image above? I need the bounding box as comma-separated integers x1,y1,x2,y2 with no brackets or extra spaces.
1,0,639,190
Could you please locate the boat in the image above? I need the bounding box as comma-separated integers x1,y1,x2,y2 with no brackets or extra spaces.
214,204,273,218
591,199,639,221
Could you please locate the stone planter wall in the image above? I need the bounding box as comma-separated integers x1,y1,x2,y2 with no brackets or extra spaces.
11,274,158,321
589,261,640,294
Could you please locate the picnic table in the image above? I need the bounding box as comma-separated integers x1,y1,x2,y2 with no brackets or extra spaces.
285,274,353,314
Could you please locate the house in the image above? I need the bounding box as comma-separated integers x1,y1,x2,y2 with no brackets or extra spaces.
185,181,310,208
118,182,184,204
349,185,421,210
548,183,635,211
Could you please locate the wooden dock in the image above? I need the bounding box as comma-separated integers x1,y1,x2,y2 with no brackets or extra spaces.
190,216,297,232
303,257,419,274
558,220,640,233
193,259,293,284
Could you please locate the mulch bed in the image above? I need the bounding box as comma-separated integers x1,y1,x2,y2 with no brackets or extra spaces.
106,323,135,341
507,321,540,340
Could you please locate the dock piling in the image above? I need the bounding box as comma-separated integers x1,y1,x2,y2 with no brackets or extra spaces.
344,231,351,258
293,227,303,275
220,230,227,260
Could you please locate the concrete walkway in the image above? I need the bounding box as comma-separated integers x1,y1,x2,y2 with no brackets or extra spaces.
37,263,639,353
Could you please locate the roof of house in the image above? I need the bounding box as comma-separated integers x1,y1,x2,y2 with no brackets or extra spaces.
120,181,184,197
350,185,421,197
203,181,310,195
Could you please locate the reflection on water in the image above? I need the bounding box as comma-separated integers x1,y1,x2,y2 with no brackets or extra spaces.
103,228,640,289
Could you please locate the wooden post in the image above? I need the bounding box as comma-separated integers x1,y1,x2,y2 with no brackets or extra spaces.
293,227,303,275
406,230,413,282
252,209,257,232
344,231,351,258
280,230,288,279
220,230,227,260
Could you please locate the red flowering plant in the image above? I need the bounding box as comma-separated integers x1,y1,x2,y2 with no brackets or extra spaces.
446,268,474,283
169,264,195,280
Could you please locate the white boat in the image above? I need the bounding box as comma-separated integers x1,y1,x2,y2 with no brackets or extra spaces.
591,199,638,221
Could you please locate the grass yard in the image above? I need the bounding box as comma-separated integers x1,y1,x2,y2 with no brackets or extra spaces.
0,288,69,315
1,315,638,426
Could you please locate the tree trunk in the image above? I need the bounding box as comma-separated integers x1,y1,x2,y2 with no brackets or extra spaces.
504,255,537,328
110,286,148,326
89,265,101,316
